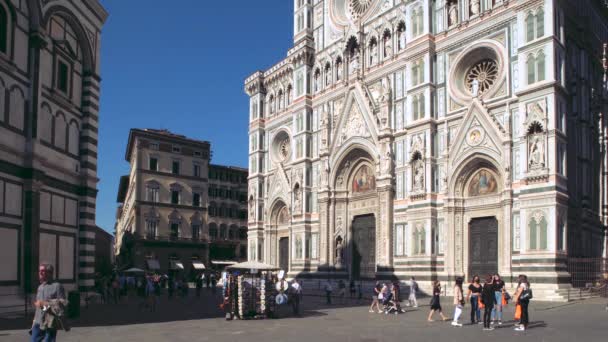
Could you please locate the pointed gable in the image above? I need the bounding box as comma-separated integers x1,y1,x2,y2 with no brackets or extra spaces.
329,83,379,156
450,99,505,168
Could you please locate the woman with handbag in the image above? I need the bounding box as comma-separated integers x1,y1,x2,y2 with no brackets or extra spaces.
467,275,482,324
491,273,506,325
451,277,465,327
513,274,531,331
427,280,448,322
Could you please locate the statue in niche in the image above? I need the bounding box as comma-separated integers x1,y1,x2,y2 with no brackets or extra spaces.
370,44,378,65
529,136,545,169
470,0,480,16
320,108,329,149
293,186,302,214
471,79,480,97
350,49,360,74
378,78,392,129
398,31,406,50
321,159,330,187
325,68,331,86
381,141,393,174
248,198,255,220
384,36,392,58
413,160,425,191
335,237,344,267
448,2,458,27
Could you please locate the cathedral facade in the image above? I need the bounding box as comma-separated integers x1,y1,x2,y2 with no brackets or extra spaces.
246,0,608,297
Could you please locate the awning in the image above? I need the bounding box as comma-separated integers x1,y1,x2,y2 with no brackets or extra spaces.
169,260,184,270
211,260,237,265
192,261,205,270
146,259,160,270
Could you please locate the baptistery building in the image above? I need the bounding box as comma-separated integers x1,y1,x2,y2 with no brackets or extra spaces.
245,0,608,298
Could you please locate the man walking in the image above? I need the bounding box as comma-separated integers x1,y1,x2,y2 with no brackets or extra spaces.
291,278,303,316
408,276,418,308
324,280,333,305
30,263,68,342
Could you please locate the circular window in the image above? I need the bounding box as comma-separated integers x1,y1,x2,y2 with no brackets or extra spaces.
349,0,374,17
465,59,498,96
271,130,292,165
447,40,506,105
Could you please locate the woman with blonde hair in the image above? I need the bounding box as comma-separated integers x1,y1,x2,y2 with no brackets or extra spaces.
451,277,464,327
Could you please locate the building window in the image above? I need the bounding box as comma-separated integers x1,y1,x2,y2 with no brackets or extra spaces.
193,163,201,177
145,220,157,239
193,193,200,207
413,225,426,255
147,187,159,203
172,161,180,175
395,224,405,256
194,150,202,157
192,224,200,240
57,60,70,94
170,223,179,239
525,8,544,43
0,4,7,54
526,51,545,85
525,12,534,42
171,190,180,205
149,157,158,171
150,142,159,150
172,145,181,153
528,212,548,250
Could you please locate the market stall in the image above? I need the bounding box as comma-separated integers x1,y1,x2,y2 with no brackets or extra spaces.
225,261,279,320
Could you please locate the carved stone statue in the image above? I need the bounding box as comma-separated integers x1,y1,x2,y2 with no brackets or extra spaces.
325,68,331,86
350,49,360,74
321,159,330,187
378,78,392,129
335,237,344,267
529,136,545,169
413,160,425,191
320,108,329,149
471,78,480,97
248,198,255,220
398,31,405,50
381,141,393,174
384,36,392,58
470,0,480,16
314,73,321,92
449,2,458,27
293,186,302,214
370,44,378,65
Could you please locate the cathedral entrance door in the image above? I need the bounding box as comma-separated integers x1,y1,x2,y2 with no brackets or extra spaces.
279,237,289,271
468,217,498,279
351,214,376,279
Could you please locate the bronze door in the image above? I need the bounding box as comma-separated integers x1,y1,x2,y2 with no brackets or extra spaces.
279,237,289,271
352,214,376,279
468,217,498,280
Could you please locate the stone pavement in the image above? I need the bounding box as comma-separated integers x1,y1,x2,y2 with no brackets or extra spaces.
1,289,607,342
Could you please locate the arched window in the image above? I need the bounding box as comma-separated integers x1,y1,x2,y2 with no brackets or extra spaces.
413,226,426,255
368,37,378,66
209,202,217,217
68,121,79,156
536,51,545,81
418,93,425,119
528,212,548,250
324,62,332,86
313,68,321,92
412,96,419,121
0,3,8,54
336,56,343,80
416,7,424,35
410,10,418,37
208,223,218,240
536,8,544,38
39,104,53,144
382,29,392,58
526,12,534,42
278,89,284,110
48,15,84,99
397,21,406,50
269,94,275,114
412,63,419,86
220,224,227,239
9,87,24,131
526,54,535,85
146,180,160,203
286,84,293,105
54,113,67,150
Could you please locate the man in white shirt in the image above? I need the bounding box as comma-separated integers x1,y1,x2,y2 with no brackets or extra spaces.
290,279,303,316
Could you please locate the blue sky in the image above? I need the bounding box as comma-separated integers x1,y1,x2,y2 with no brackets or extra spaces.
97,1,293,233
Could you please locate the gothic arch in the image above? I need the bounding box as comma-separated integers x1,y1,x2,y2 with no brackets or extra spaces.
42,5,94,71
330,141,378,190
449,153,504,197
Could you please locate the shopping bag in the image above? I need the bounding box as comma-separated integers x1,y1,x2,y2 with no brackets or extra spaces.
514,303,521,320
478,296,485,310
502,293,508,306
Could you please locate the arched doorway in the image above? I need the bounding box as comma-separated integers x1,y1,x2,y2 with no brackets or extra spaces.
268,200,290,270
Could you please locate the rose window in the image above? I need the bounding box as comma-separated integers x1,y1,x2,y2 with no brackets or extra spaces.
279,139,290,161
349,0,374,19
465,59,498,95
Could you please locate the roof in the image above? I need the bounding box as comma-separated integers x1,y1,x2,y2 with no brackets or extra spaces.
209,164,249,173
124,128,211,162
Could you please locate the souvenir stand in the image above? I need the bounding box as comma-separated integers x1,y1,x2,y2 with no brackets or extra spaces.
226,261,279,320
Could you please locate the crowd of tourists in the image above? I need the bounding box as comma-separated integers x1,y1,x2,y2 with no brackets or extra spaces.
427,273,532,331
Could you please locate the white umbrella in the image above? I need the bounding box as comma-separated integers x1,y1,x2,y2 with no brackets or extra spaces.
226,261,279,271
123,267,145,274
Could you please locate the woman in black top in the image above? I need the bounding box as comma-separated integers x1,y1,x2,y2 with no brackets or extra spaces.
467,275,482,324
427,280,448,321
481,275,496,330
